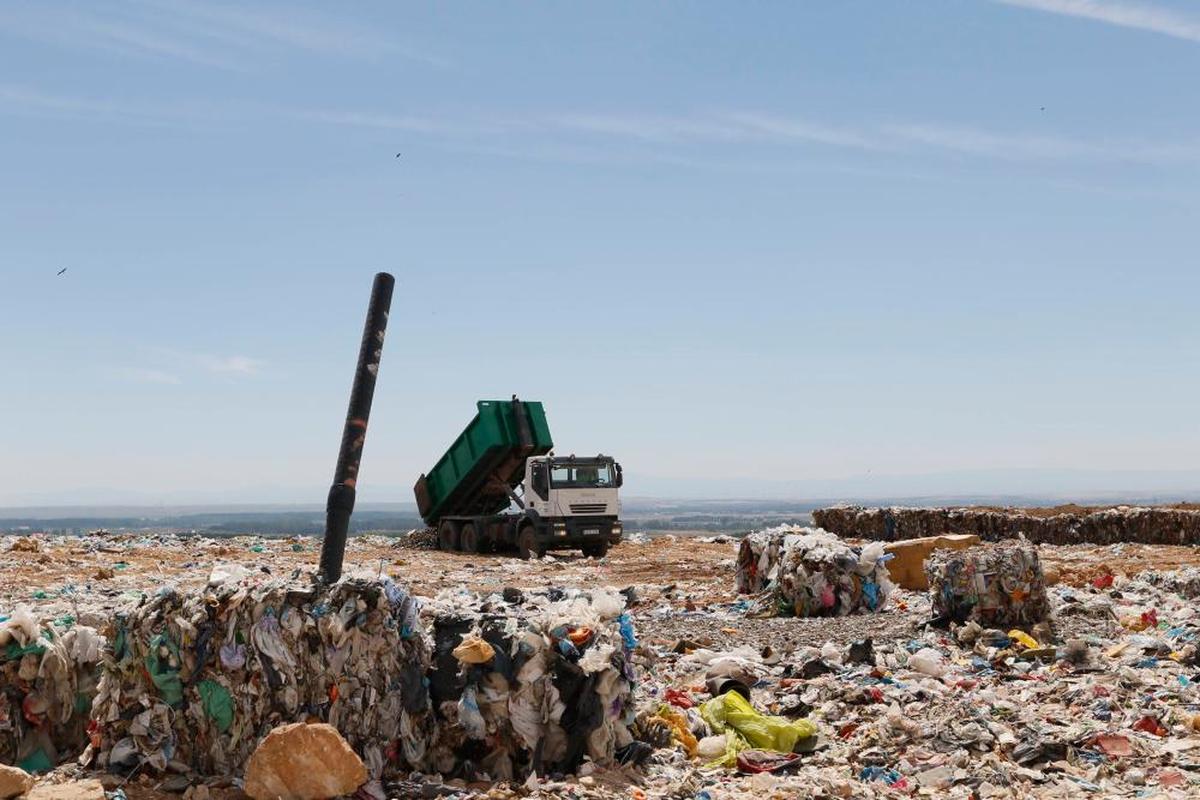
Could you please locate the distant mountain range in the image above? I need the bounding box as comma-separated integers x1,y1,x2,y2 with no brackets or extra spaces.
4,467,1200,510
3,468,1198,534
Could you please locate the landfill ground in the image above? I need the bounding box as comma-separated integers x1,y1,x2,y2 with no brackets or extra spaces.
7,531,1200,798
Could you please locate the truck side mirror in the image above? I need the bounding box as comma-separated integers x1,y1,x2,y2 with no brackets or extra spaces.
614,462,623,488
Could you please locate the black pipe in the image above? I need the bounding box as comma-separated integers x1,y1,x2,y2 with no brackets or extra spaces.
319,272,395,583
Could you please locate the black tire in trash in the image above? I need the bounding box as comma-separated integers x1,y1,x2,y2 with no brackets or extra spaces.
518,525,543,560
438,520,460,552
583,542,609,559
460,523,480,554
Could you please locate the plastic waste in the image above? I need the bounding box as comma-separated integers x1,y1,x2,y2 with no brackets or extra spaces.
699,690,815,754
907,648,947,678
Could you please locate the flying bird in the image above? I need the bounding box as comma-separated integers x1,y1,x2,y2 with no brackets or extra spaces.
56,267,67,276
395,152,402,158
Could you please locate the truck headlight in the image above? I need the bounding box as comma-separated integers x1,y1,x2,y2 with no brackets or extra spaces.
612,522,622,533
554,523,567,537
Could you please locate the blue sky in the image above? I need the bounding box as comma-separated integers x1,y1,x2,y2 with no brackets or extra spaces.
2,0,1199,506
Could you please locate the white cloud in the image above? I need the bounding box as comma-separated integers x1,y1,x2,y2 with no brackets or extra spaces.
198,355,262,375
886,122,1200,162
0,1,444,70
287,109,448,133
995,0,1200,44
113,367,182,385
2,83,1196,167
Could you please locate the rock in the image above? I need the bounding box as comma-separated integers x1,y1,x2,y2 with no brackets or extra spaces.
26,780,106,800
0,765,35,800
244,723,366,800
883,534,980,590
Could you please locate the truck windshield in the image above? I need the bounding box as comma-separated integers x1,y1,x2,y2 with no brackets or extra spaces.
550,462,614,488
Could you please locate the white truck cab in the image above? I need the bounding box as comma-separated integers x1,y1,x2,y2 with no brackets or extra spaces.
519,454,623,556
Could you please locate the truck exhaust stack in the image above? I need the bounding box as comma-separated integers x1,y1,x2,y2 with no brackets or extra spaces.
318,271,395,583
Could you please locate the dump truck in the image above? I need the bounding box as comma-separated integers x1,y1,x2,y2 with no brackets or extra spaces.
415,398,623,559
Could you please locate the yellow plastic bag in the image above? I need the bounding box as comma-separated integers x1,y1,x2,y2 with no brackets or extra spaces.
699,691,816,754
1008,629,1038,650
657,705,699,757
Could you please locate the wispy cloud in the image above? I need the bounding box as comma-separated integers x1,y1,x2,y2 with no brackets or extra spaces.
197,355,262,375
2,83,1196,167
881,122,1200,162
111,367,183,385
994,0,1200,44
286,109,451,134
0,1,444,70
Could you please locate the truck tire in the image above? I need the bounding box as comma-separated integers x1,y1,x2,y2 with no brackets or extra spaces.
438,520,460,552
583,542,609,559
460,523,480,554
518,526,543,561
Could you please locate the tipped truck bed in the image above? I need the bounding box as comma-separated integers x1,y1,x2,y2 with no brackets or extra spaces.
414,399,553,526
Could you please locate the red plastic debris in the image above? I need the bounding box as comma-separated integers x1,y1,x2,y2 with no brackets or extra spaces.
664,688,695,709
1158,769,1185,788
1093,733,1132,757
1133,716,1167,737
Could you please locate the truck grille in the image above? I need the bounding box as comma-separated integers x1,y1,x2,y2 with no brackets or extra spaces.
570,503,607,514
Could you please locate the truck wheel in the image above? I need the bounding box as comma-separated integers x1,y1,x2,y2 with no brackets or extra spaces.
438,520,460,552
460,523,480,554
583,542,609,559
518,526,543,561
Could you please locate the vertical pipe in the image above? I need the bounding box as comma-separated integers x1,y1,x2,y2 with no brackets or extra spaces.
319,272,395,583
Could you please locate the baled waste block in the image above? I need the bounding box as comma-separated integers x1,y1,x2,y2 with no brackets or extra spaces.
814,504,1200,545
734,531,788,594
0,610,103,773
88,572,433,780
423,587,639,781
925,542,1049,627
735,526,894,617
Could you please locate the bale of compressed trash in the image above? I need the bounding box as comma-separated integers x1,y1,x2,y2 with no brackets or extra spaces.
735,531,789,594
925,543,1049,626
735,527,894,617
88,572,433,780
0,610,104,773
423,587,640,781
813,504,1200,545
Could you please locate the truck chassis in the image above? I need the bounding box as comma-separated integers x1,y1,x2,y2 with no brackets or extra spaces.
435,512,621,559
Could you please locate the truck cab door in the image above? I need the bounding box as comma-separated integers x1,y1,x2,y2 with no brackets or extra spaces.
527,462,550,513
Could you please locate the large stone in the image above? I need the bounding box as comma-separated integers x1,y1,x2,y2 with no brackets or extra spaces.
884,534,980,590
244,723,366,800
25,780,105,800
0,765,35,800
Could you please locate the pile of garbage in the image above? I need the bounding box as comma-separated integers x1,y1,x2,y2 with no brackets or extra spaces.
422,586,640,781
813,504,1200,545
736,526,894,617
87,569,434,781
0,611,103,772
926,542,1050,627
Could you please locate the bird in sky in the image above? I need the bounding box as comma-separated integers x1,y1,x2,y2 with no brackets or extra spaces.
56,267,67,276
395,152,402,158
